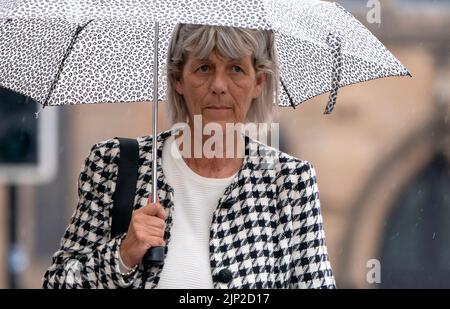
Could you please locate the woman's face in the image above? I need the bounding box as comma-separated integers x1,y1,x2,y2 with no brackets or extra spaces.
175,51,266,126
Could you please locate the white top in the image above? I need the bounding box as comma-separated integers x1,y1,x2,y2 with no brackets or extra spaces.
154,135,237,289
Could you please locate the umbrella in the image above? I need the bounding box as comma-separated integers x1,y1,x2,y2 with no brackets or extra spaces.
0,0,411,111
0,0,411,263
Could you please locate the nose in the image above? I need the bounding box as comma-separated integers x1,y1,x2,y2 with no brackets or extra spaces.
210,70,228,95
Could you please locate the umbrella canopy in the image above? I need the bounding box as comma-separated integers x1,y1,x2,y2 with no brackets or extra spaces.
0,0,411,114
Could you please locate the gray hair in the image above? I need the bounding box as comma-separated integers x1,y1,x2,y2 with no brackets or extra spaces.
165,23,279,125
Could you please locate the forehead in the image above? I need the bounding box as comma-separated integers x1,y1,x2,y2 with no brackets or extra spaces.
186,51,251,64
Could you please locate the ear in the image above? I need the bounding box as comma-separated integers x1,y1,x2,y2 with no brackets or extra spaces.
174,77,184,96
252,72,267,99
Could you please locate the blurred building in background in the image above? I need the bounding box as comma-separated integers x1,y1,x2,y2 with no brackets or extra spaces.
0,0,449,288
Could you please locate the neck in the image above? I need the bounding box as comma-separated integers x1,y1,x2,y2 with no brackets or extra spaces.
174,124,245,178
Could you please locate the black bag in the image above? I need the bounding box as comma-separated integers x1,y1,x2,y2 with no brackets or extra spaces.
111,138,165,270
111,138,139,239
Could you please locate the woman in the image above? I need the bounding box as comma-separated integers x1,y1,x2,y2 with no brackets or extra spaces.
42,23,336,289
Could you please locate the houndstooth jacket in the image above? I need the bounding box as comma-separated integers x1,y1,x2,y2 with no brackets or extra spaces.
42,127,336,289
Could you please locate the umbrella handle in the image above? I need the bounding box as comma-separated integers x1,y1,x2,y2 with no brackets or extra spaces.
142,247,165,266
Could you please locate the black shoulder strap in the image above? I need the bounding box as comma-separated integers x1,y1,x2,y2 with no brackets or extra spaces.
111,138,139,239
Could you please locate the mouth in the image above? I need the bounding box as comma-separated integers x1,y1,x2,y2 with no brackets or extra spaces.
205,105,232,110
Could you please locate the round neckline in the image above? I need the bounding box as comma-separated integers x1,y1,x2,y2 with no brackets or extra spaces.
165,135,238,186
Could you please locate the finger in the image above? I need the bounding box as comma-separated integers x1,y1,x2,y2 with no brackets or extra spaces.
147,236,165,248
141,225,165,238
140,199,162,216
144,195,161,213
139,237,165,250
142,216,165,230
155,204,166,220
134,211,164,227
140,204,158,216
147,194,160,205
140,202,164,217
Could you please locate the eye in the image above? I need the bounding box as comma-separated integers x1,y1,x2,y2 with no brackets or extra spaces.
232,65,244,73
197,64,209,73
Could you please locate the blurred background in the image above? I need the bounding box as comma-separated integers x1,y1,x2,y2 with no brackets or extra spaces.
0,0,449,288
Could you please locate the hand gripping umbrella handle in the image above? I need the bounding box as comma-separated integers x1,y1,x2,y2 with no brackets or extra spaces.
142,189,165,266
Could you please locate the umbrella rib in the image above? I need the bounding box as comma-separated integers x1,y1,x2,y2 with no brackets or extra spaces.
280,77,296,109
324,32,343,115
42,19,94,107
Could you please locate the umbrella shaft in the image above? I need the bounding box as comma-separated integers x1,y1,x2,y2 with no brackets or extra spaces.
152,22,159,203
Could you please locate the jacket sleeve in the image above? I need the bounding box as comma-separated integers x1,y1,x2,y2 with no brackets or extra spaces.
289,161,336,289
42,142,138,289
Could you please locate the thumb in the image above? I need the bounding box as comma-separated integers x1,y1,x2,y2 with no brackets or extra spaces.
148,194,160,204
144,196,162,216
148,196,166,220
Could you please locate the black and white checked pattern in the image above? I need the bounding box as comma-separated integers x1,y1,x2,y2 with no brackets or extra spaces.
42,127,336,289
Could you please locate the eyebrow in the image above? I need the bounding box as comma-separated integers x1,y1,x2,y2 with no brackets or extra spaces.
191,57,246,64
